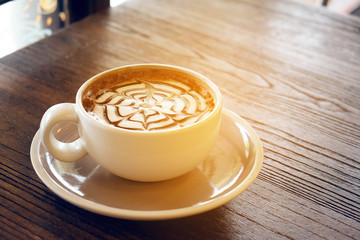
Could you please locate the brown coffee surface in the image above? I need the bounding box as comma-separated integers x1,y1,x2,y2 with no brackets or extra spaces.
82,68,215,131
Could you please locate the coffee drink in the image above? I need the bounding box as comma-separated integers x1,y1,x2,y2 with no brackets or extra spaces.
82,68,215,131
41,64,222,181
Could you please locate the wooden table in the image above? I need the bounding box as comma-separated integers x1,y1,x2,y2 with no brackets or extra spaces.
1,0,359,239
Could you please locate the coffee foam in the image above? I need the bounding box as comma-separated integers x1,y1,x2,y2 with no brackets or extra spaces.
82,67,215,131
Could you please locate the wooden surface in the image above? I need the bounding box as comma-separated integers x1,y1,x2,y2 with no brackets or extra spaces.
1,0,360,239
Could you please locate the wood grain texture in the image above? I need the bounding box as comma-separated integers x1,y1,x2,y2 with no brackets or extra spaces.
1,0,359,239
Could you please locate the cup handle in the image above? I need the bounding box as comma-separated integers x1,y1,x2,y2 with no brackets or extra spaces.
40,103,87,162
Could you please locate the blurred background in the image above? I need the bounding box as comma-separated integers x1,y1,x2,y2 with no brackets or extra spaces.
0,0,359,58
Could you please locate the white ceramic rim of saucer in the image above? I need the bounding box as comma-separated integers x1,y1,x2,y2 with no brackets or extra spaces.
30,108,263,220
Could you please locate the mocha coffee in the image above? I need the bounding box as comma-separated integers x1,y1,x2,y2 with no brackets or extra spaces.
82,67,215,131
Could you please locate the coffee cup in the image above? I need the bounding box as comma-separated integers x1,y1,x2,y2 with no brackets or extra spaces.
40,64,222,182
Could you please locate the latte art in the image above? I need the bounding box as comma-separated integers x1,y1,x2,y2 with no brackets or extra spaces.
87,79,214,131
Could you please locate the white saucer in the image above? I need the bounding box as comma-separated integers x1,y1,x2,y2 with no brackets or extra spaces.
30,108,263,220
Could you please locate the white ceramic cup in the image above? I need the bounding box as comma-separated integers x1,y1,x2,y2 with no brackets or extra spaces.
40,64,222,182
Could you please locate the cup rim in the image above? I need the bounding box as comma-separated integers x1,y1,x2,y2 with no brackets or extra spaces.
75,63,222,134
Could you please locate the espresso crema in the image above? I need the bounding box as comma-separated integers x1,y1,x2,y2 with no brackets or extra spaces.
82,69,215,131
